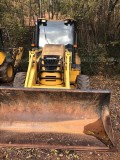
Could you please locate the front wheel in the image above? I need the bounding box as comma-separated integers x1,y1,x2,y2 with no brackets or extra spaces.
77,75,90,89
13,72,26,87
0,62,14,82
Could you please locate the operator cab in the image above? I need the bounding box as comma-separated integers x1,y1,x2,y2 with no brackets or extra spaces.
34,18,77,65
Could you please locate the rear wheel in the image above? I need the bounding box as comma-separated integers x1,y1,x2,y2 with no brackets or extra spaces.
77,75,90,89
13,72,26,87
0,62,14,82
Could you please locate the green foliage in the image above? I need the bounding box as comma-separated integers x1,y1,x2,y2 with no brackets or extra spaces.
81,44,120,75
0,0,119,75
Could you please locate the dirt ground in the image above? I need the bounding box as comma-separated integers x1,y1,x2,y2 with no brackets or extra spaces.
0,75,120,160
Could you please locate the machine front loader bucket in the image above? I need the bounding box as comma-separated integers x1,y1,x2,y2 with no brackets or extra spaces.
0,87,115,151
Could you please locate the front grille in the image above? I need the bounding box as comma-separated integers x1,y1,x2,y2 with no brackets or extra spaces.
43,55,60,71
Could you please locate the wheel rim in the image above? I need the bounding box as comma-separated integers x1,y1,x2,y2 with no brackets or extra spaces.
7,65,13,78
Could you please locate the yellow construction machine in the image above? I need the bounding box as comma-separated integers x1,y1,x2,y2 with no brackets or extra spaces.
0,28,23,83
0,19,115,151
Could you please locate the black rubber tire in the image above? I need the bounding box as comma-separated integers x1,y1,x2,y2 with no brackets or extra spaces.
77,75,90,89
13,72,26,87
0,62,14,82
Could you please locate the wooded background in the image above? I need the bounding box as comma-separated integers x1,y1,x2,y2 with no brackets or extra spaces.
0,0,120,75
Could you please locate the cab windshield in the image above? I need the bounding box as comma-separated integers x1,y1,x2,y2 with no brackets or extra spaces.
39,21,74,48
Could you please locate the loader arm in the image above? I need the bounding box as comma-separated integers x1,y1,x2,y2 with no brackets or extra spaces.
64,50,71,89
25,51,38,87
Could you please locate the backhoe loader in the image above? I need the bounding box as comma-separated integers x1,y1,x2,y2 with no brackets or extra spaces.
0,28,23,83
0,19,115,151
